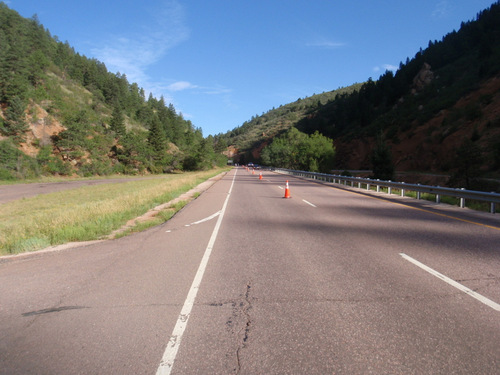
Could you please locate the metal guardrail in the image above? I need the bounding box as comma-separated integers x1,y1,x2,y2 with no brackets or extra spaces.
274,168,500,214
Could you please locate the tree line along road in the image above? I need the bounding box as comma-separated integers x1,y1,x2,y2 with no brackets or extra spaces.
1,167,499,374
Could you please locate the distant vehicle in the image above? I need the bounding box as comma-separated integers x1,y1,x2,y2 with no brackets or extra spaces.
247,163,254,168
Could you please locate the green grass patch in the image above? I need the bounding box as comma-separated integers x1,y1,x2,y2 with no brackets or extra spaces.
0,168,230,255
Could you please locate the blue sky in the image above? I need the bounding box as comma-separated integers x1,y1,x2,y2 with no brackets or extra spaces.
7,0,496,136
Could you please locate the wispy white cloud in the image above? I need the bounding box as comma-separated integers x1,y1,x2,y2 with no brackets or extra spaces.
306,37,345,49
373,64,398,73
90,0,189,95
202,85,232,95
383,64,398,72
432,0,451,18
88,0,233,113
167,81,198,91
163,81,231,95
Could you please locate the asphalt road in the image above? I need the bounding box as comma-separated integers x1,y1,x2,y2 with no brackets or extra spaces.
1,167,499,374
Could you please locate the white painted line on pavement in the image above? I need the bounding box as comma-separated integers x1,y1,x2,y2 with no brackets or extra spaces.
400,253,500,312
183,211,221,227
156,170,237,375
302,199,317,207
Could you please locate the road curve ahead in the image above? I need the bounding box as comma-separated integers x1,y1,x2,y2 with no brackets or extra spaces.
1,167,499,374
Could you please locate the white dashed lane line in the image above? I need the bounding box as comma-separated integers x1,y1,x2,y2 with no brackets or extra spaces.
400,253,500,312
302,199,317,208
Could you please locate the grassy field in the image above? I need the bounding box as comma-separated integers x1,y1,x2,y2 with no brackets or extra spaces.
0,168,230,256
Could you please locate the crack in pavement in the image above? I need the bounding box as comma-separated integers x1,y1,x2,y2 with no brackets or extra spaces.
207,283,254,373
235,283,252,374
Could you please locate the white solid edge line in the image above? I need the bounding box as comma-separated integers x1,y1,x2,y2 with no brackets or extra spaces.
400,253,500,312
156,170,237,375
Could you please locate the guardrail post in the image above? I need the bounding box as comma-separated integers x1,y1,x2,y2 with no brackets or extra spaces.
275,168,499,214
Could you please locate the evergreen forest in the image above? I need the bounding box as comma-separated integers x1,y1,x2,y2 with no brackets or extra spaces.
0,3,227,180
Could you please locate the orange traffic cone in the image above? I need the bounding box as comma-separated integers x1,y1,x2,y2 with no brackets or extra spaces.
252,169,255,175
259,172,263,180
284,180,291,198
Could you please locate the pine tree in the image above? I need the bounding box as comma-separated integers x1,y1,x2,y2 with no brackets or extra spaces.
370,134,394,181
2,96,28,143
110,103,126,137
148,114,166,155
450,138,483,189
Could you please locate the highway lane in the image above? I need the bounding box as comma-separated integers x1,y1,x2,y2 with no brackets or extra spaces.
1,167,499,374
167,168,500,374
0,171,235,374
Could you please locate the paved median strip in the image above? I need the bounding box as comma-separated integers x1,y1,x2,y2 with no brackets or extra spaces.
400,253,500,312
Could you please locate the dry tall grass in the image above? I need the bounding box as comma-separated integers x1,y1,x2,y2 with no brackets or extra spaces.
0,169,228,255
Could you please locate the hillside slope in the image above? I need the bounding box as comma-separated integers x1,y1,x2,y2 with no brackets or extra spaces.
222,2,500,190
334,74,500,173
0,4,225,180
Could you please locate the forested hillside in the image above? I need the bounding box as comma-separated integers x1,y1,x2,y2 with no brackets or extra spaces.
222,1,500,191
220,84,362,164
0,3,226,180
